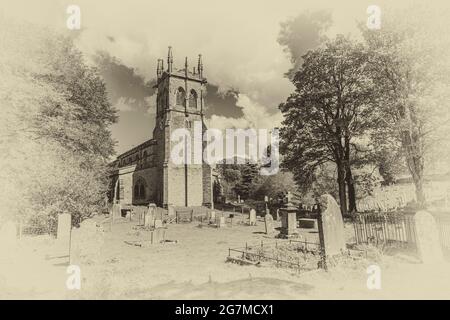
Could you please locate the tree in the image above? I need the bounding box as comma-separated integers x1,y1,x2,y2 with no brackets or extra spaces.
252,171,297,201
0,20,117,226
279,35,376,215
362,5,450,207
233,162,259,200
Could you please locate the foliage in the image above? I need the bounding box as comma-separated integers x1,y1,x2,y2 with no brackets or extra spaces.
0,20,117,226
251,171,297,201
279,35,376,214
232,162,259,200
362,5,450,205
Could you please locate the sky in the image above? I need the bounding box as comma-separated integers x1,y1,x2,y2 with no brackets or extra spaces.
1,0,441,155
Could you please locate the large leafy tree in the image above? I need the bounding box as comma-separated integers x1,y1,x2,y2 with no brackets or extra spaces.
362,5,450,207
232,162,259,200
279,36,376,215
0,20,117,226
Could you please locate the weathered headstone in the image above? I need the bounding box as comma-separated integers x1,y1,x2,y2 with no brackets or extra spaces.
218,216,226,228
280,209,297,236
414,211,444,264
154,219,163,229
111,204,121,220
264,214,274,235
317,194,346,262
168,205,175,217
249,209,257,226
299,218,317,229
151,228,165,244
144,204,156,227
210,210,216,222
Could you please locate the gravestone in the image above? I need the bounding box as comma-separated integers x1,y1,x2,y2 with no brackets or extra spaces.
57,213,71,243
299,218,317,229
144,204,156,227
218,216,226,228
414,211,444,264
280,209,297,237
276,209,280,221
168,205,175,217
264,214,274,235
249,209,257,226
317,194,346,262
151,228,165,244
111,204,121,221
154,219,163,229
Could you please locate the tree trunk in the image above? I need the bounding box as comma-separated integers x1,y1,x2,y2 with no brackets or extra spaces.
406,152,426,208
401,106,426,208
337,163,348,216
346,166,357,213
344,136,356,213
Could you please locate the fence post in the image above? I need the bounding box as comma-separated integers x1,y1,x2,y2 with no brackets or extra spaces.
317,210,328,271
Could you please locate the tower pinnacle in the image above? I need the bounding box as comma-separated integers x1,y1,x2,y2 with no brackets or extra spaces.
197,54,203,78
167,46,173,74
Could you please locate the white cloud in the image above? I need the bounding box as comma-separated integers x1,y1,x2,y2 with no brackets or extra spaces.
207,93,283,130
3,0,373,113
112,97,135,112
145,94,157,115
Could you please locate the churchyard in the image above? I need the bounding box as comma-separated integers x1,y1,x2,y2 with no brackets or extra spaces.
2,189,450,300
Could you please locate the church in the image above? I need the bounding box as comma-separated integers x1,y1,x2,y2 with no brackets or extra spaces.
108,47,212,209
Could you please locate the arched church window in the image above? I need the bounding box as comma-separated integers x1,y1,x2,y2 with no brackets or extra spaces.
139,184,145,199
176,87,185,106
134,178,147,200
189,90,197,109
134,184,140,199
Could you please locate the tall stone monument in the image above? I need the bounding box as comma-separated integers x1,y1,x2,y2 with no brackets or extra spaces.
414,211,444,264
317,194,346,269
278,193,298,238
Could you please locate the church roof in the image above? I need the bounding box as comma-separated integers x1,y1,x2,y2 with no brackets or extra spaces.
117,138,156,159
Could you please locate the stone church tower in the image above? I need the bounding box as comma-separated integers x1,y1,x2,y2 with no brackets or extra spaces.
152,47,212,208
108,47,212,209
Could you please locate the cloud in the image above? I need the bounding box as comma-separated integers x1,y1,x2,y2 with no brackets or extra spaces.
5,0,433,113
93,51,156,111
112,97,135,112
208,94,283,130
278,9,333,78
204,84,243,119
145,94,157,116
7,0,436,155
